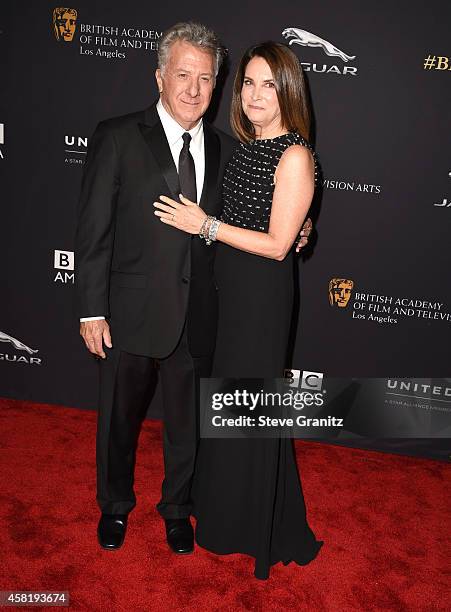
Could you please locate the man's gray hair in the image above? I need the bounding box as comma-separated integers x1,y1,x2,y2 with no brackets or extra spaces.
158,22,225,77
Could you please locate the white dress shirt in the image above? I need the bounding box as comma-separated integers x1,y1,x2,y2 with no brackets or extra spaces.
80,99,206,322
156,98,205,202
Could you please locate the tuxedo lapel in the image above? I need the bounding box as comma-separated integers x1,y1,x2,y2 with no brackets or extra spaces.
199,123,221,215
138,105,221,210
138,105,180,200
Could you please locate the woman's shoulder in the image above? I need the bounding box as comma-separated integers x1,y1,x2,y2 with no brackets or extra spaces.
270,133,316,165
275,132,315,163
276,133,319,184
282,131,315,152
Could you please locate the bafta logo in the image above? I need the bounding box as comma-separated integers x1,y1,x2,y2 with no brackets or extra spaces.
53,7,78,42
329,278,354,308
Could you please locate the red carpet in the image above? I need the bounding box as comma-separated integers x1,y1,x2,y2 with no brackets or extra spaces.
0,398,449,611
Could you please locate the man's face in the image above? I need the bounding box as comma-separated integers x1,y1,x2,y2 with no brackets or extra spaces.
57,11,77,41
155,40,215,130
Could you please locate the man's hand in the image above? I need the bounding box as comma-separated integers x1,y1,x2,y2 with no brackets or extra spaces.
295,217,313,253
80,319,112,359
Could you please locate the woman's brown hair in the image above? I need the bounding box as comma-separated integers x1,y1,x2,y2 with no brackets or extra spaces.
230,41,310,143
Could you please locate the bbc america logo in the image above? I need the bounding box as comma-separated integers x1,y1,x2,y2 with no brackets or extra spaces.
284,369,324,391
54,250,74,284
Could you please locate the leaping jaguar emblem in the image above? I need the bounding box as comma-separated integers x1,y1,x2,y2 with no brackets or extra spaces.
0,331,39,354
282,27,356,63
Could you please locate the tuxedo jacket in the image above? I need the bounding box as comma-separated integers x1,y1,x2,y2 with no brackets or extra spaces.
74,102,237,358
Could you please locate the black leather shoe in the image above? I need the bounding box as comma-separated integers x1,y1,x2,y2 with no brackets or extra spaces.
97,514,128,550
164,518,194,554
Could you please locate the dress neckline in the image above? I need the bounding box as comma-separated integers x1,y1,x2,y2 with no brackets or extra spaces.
250,132,294,144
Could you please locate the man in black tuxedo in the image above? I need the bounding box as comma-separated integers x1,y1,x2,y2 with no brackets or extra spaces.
74,22,236,554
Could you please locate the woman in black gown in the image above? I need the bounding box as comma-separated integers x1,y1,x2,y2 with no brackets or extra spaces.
154,41,323,579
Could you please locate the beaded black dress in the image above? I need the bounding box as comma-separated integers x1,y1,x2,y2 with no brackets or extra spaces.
191,133,324,579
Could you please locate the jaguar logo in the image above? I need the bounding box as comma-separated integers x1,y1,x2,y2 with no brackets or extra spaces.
282,27,356,63
0,331,39,355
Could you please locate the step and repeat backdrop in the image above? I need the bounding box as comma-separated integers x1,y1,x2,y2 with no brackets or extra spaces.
1,1,450,459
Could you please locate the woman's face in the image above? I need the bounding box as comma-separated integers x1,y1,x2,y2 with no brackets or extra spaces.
241,56,282,134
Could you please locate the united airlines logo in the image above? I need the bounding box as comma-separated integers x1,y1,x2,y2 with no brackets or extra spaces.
64,134,87,165
282,27,358,76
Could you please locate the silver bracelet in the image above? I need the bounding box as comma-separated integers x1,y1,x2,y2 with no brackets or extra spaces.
199,215,217,245
198,217,209,241
208,217,221,243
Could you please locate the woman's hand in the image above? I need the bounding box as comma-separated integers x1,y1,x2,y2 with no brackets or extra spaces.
153,194,207,234
295,217,313,253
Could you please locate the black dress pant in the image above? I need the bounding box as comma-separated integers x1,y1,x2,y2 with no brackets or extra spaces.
96,323,212,518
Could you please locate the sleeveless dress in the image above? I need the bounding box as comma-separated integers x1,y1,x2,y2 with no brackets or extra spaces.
191,132,324,579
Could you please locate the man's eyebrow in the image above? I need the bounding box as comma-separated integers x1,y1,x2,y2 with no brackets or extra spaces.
173,67,213,75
